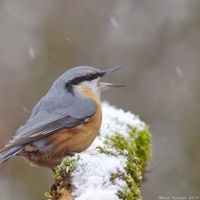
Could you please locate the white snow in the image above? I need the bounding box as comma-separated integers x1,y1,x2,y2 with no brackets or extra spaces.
28,48,35,59
72,152,126,200
67,102,146,199
175,67,184,77
110,17,118,28
66,37,71,42
22,106,28,112
101,102,146,134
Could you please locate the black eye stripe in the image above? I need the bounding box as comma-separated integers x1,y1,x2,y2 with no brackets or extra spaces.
65,72,105,91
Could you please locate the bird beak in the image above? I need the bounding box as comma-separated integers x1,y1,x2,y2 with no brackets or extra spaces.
98,66,126,90
102,66,123,76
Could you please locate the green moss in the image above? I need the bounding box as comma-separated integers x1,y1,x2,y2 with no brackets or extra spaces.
99,124,152,200
133,126,152,168
56,155,79,175
45,156,80,200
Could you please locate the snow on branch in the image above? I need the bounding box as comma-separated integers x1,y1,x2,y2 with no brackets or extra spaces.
45,102,152,200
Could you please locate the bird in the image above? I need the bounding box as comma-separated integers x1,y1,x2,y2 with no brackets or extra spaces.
0,66,124,171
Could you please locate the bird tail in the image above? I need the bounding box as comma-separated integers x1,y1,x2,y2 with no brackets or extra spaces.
0,146,22,163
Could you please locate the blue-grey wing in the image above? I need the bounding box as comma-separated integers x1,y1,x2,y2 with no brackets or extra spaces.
0,96,97,152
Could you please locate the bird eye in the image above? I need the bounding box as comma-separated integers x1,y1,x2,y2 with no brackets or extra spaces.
87,74,93,80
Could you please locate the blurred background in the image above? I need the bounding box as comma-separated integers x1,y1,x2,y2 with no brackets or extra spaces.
0,0,199,199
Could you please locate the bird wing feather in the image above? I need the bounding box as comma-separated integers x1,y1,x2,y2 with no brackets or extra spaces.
0,97,97,153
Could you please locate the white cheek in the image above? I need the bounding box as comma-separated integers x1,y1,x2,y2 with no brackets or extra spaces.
81,79,100,94
89,80,100,93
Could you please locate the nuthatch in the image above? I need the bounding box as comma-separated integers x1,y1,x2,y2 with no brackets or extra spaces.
0,66,124,171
